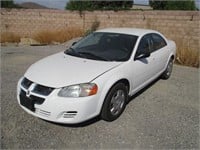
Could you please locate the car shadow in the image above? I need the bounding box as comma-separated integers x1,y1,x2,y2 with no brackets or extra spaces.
44,78,160,128
127,77,160,104
43,115,101,128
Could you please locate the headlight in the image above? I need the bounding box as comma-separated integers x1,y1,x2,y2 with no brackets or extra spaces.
58,83,98,97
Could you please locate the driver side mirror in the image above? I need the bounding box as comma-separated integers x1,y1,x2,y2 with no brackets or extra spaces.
134,50,150,60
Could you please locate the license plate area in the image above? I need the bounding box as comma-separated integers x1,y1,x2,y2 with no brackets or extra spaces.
20,94,35,112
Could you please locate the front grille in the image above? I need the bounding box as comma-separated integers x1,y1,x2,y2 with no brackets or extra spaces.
30,95,45,104
20,89,26,96
20,77,54,111
20,89,45,105
32,84,54,96
20,92,35,111
21,77,33,89
21,77,54,96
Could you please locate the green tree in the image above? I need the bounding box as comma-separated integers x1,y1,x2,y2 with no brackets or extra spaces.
165,1,196,10
149,0,167,10
150,0,196,10
1,0,21,8
65,0,133,11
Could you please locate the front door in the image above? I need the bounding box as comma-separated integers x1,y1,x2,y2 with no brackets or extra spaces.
130,34,155,94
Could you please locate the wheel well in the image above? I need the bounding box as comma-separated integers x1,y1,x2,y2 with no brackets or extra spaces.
171,55,175,60
101,79,130,112
112,79,130,94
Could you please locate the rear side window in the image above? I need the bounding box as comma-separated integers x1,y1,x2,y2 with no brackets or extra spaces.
151,33,167,52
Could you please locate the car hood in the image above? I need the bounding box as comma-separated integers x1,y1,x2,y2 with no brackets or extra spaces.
24,52,122,88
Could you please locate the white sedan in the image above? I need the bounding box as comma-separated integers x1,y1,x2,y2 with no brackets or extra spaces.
17,28,176,124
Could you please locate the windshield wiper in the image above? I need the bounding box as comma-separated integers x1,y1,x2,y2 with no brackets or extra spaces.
65,49,109,61
78,52,109,61
65,47,75,54
65,48,83,57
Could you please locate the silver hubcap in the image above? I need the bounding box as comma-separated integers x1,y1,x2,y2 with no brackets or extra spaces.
166,61,173,76
110,90,125,116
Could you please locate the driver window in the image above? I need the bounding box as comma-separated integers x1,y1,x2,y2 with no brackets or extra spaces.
135,35,152,58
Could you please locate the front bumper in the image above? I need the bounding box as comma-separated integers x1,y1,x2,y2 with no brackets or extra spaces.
17,78,100,124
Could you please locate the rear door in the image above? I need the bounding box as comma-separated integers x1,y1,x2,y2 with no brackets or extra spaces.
150,33,168,74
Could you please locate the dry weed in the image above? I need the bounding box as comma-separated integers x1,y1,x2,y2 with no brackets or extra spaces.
1,32,21,43
175,40,199,68
33,27,84,44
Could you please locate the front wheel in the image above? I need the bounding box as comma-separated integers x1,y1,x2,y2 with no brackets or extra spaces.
161,58,173,80
101,83,128,122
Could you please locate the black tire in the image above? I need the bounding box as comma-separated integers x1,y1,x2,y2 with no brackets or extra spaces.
161,58,173,80
101,83,128,122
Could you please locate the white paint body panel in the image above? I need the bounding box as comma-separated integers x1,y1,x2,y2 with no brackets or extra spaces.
17,28,176,124
25,52,121,88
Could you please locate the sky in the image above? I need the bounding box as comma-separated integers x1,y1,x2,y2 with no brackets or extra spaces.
14,0,199,10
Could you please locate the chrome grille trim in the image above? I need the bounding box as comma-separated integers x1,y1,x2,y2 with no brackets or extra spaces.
21,77,33,89
21,77,54,96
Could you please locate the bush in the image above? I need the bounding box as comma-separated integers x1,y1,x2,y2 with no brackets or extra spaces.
150,0,196,10
1,0,22,8
65,0,133,11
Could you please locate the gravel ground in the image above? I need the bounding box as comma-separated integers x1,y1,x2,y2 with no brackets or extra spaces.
1,45,199,149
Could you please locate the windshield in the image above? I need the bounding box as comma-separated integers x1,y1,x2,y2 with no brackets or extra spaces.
64,32,138,61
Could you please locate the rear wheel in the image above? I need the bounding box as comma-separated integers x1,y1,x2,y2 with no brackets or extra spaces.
161,58,173,80
101,83,128,122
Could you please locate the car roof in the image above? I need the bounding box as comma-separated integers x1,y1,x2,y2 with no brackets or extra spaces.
96,28,158,37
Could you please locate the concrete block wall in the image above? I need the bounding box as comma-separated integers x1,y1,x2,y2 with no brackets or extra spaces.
1,9,199,51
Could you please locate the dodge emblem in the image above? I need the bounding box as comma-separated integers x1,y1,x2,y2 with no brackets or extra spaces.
26,90,31,97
